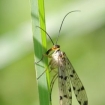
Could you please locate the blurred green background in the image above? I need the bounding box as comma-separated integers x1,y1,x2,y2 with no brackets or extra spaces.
0,0,105,105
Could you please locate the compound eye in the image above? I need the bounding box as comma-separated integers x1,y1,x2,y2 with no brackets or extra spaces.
57,45,60,48
54,45,60,48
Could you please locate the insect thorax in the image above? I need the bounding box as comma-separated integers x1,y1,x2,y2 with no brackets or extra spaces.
50,49,66,70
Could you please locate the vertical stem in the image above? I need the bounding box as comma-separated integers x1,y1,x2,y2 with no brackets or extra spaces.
30,0,51,105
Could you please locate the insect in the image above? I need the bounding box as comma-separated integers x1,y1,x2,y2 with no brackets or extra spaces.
36,10,88,105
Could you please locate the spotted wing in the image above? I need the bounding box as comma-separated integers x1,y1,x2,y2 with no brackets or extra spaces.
58,56,72,105
65,55,88,105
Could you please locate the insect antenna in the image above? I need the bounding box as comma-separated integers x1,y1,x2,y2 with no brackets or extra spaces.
36,26,54,45
35,26,54,64
55,10,80,44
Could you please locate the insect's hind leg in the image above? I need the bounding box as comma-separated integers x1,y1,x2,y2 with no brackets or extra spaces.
37,61,53,80
50,73,58,101
35,54,53,79
37,67,48,80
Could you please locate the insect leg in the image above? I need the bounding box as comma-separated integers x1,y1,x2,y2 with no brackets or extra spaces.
36,53,53,79
50,73,58,101
37,67,48,80
35,55,44,64
35,53,52,64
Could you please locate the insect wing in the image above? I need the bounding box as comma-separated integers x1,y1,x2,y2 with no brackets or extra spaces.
58,55,72,105
66,56,88,105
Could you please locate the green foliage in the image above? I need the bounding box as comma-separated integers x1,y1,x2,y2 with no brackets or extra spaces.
30,0,50,105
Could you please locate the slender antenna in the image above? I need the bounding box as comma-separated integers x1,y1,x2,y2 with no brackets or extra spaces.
36,26,54,45
55,10,80,44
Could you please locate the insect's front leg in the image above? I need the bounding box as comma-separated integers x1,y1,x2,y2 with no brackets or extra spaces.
35,48,53,64
35,53,52,64
44,53,52,58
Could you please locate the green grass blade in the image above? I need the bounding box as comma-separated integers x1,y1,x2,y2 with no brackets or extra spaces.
30,0,51,105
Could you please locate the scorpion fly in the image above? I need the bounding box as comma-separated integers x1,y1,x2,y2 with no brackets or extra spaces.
36,10,88,105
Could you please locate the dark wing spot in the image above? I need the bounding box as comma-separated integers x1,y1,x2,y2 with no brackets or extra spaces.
83,101,88,105
77,88,80,92
64,95,68,98
81,86,85,90
69,96,72,99
64,76,67,80
60,96,63,100
78,101,81,104
73,86,75,90
68,88,71,92
59,75,63,79
72,70,75,73
70,75,73,77
62,52,65,55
